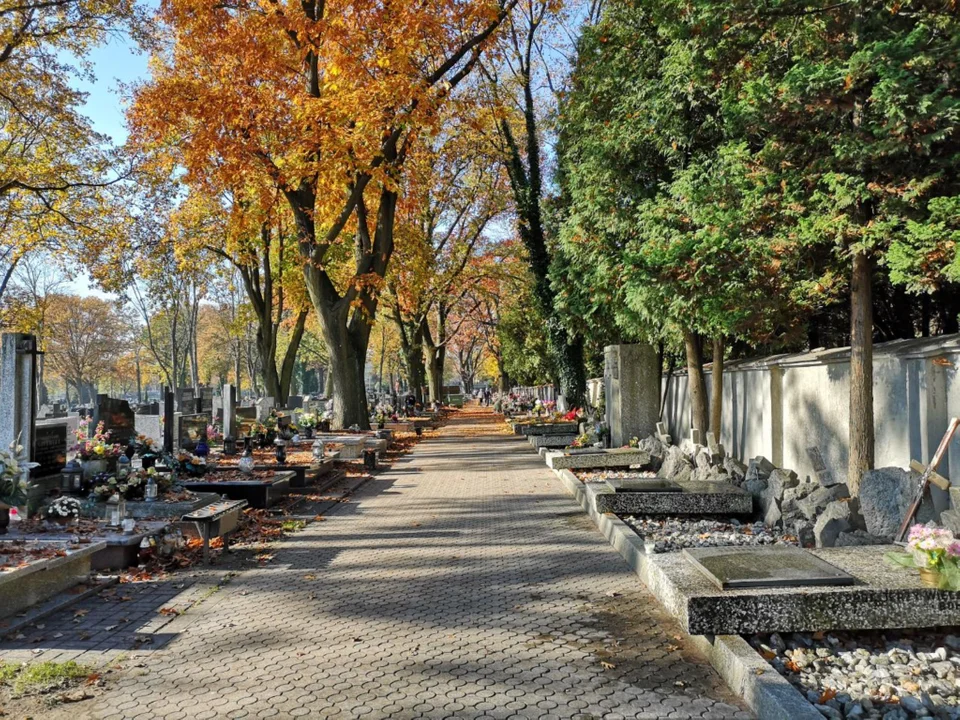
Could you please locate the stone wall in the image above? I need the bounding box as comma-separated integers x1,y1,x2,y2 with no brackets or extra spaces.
661,334,960,500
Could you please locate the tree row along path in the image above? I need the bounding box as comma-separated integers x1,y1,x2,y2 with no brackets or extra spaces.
16,406,750,719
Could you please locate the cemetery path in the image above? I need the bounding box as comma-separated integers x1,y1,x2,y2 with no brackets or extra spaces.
17,407,751,719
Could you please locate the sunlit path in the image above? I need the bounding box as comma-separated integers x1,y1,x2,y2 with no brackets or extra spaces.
57,407,750,719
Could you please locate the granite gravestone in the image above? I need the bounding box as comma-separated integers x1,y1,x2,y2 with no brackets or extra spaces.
94,395,136,447
222,384,237,439
200,387,214,413
682,546,856,591
0,333,37,462
255,396,275,422
178,413,210,451
138,401,160,415
32,421,67,477
178,387,195,413
604,344,659,448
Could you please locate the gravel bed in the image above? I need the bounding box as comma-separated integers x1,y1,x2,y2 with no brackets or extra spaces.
575,469,657,483
622,515,799,553
749,630,960,719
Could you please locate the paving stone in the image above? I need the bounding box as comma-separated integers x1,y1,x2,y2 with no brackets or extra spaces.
3,409,753,719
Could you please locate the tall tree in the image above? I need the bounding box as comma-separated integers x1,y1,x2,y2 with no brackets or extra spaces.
131,0,518,428
481,0,591,407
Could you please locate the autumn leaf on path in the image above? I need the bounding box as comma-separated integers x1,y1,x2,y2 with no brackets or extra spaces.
600,661,616,670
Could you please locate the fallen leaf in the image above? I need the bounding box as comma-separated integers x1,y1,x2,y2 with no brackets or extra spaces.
104,625,118,631
53,632,63,639
158,608,181,616
74,609,89,617
304,574,317,580
819,689,838,703
600,661,616,670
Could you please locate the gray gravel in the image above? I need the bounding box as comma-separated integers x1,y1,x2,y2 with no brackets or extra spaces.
622,516,799,553
576,469,657,483
750,630,960,719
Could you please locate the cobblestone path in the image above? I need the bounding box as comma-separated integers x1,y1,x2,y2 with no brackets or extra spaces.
8,409,751,719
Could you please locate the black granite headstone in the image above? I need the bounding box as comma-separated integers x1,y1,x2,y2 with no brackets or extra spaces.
178,387,195,412
94,395,135,446
200,387,214,412
32,423,67,477
178,413,211,451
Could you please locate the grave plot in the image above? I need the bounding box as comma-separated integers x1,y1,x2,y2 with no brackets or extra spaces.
642,544,960,636
179,469,294,509
0,540,107,619
528,433,578,449
512,420,579,436
585,477,752,515
623,515,798,553
544,447,650,470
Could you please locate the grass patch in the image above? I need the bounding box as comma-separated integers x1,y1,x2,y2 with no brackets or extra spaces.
281,519,306,532
7,660,91,695
0,662,20,683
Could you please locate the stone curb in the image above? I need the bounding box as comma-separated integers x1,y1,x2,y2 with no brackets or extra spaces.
552,467,821,720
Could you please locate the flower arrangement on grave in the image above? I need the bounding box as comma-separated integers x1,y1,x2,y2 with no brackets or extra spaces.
44,496,82,523
628,436,640,448
299,412,317,429
0,438,39,509
92,466,157,501
206,424,223,444
173,452,208,478
568,433,592,449
72,420,123,461
886,525,960,589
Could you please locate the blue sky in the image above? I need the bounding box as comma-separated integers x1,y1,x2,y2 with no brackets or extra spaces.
65,34,148,296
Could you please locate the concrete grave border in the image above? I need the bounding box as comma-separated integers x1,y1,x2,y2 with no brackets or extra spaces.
551,467,822,720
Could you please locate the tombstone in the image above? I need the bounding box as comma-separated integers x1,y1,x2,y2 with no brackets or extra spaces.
138,401,160,415
134,414,162,446
682,546,856,591
163,387,175,454
0,333,37,462
32,420,68,477
604,344,659,448
689,428,704,447
222,384,238,439
199,386,214,413
255,396,275,422
286,395,303,410
178,413,210,451
93,394,136,447
177,387,195,412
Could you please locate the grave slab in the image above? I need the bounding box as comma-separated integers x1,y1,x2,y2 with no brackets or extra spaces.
644,544,960,635
683,546,855,591
513,421,578,436
587,479,752,515
180,470,293,509
545,448,650,470
528,433,578,449
554,467,960,636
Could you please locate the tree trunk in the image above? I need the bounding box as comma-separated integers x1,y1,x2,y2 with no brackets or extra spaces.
276,309,308,406
683,330,709,436
710,337,725,444
135,355,142,404
849,251,874,495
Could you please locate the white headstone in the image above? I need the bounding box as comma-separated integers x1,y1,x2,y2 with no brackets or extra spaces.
222,384,237,438
255,396,275,422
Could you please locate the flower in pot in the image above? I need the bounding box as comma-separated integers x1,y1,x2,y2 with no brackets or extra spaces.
0,439,38,533
72,420,122,479
299,413,316,439
887,525,960,588
44,496,82,526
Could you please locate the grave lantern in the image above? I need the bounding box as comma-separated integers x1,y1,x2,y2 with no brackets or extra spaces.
62,460,83,493
274,438,287,464
238,438,255,475
311,439,325,462
223,436,237,456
